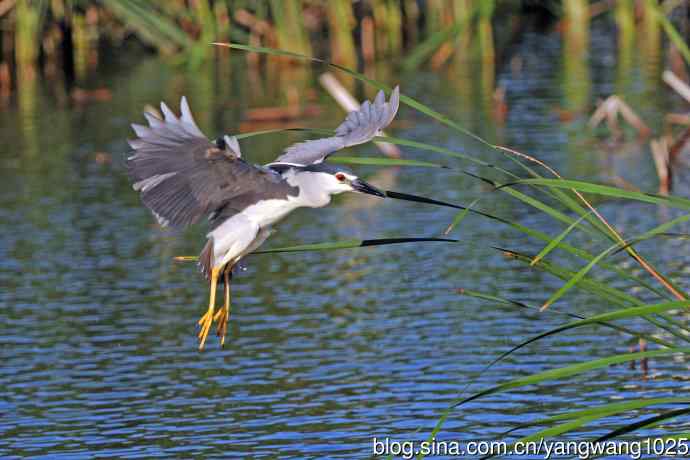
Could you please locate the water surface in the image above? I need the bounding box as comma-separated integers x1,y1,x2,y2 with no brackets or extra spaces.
1,21,689,459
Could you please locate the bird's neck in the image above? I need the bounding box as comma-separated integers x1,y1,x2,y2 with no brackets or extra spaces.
283,169,332,208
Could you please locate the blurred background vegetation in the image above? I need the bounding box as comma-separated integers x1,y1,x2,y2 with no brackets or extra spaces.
2,0,688,185
0,1,687,92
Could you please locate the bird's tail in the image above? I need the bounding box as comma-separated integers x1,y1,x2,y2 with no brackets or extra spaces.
198,240,214,281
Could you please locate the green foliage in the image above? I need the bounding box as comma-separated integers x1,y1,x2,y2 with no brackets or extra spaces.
2,0,687,78
215,43,690,453
401,21,465,71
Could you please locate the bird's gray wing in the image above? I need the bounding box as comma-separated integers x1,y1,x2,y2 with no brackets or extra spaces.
127,97,296,228
271,86,400,166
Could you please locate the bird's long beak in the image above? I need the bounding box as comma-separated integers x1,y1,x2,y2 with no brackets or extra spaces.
351,178,385,197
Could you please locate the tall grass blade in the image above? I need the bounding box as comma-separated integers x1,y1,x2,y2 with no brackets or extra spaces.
503,398,690,435
207,119,678,301
445,198,480,235
213,42,495,148
595,407,690,442
255,237,457,253
457,288,675,364
530,211,592,266
510,179,690,211
497,301,687,360
498,248,689,341
330,156,449,168
651,3,690,65
481,417,601,459
542,213,690,310
452,348,690,409
217,59,620,281
483,405,690,459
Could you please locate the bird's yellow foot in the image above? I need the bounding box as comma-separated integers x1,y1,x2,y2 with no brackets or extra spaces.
197,309,215,350
214,305,229,347
197,267,221,351
213,270,232,347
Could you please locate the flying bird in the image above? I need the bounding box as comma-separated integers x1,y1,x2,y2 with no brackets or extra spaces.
127,87,400,349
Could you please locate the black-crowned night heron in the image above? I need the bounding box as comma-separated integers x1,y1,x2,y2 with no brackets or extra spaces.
127,87,399,349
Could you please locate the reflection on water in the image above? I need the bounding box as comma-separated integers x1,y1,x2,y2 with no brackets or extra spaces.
1,19,688,459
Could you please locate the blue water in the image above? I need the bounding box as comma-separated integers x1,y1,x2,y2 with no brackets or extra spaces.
1,20,689,459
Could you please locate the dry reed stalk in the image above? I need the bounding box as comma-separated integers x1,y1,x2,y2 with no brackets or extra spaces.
669,127,690,162
430,41,454,70
0,0,15,17
361,16,375,64
666,113,690,126
664,70,690,104
650,138,671,194
0,61,10,99
234,9,274,38
589,95,650,138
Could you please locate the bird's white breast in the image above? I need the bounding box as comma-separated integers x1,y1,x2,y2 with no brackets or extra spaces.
207,173,331,268
240,198,302,228
239,175,332,228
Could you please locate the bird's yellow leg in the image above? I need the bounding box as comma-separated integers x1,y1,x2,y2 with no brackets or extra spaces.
214,269,231,346
197,267,220,350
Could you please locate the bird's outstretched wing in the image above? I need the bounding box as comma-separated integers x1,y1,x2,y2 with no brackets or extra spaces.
127,97,296,228
270,86,400,166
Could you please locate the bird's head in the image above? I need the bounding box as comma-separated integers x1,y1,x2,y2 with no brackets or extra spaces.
298,163,385,198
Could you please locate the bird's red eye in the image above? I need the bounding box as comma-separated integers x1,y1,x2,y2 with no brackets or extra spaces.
335,173,346,182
